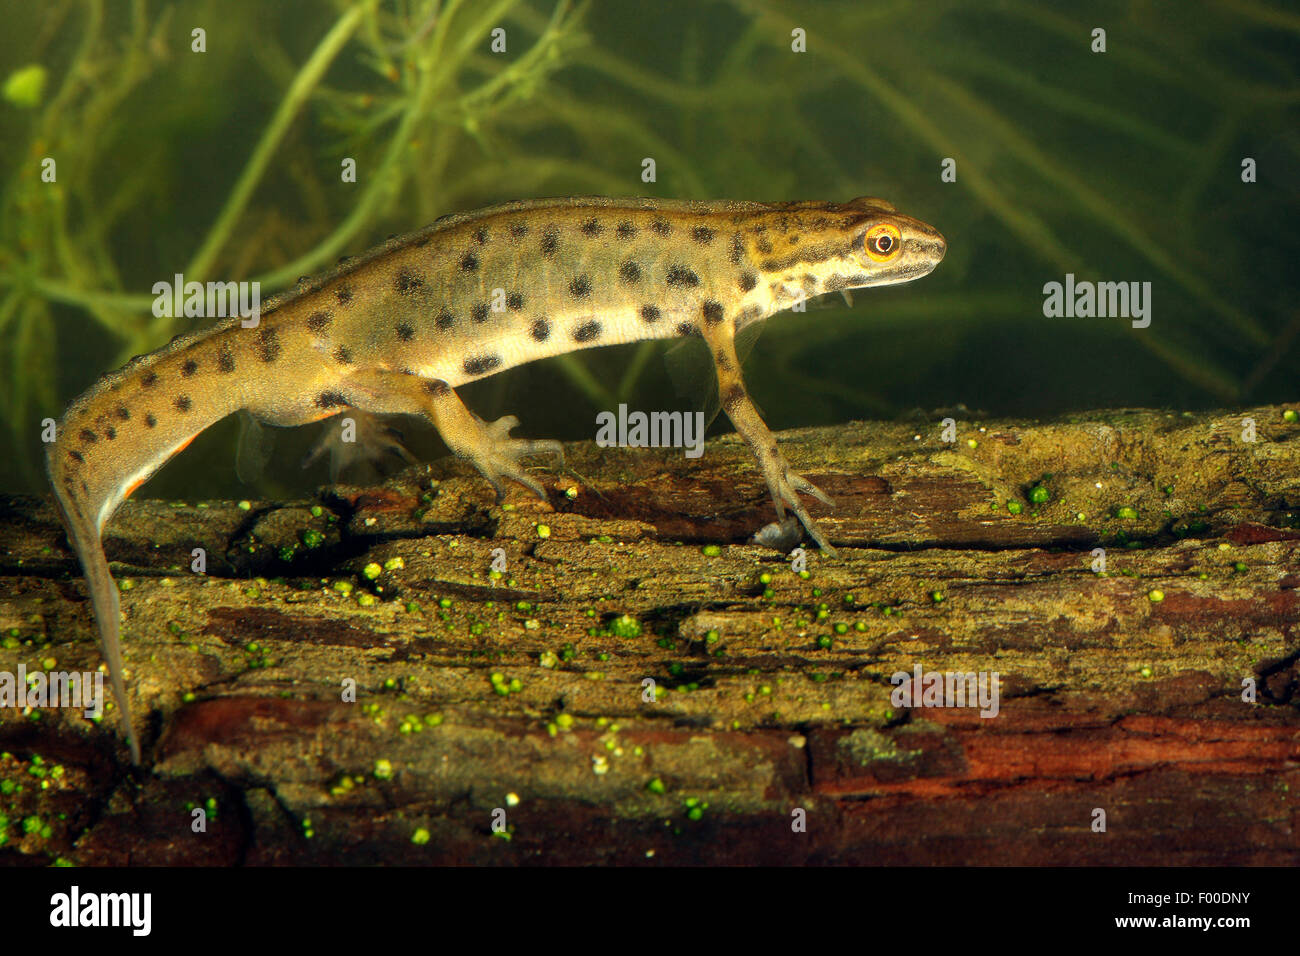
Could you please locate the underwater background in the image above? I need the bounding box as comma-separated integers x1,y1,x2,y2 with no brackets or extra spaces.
1,0,1296,501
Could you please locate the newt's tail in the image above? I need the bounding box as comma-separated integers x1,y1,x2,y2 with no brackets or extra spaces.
45,322,252,764
45,483,141,764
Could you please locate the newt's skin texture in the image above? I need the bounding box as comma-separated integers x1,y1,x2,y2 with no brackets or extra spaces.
47,196,946,762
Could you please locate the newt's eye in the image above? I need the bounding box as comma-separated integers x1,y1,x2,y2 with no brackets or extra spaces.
863,223,902,262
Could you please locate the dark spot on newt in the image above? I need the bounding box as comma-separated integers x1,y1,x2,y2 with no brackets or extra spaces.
145,414,157,428
459,252,479,272
619,261,641,283
616,221,637,240
218,345,235,373
540,229,559,258
639,305,661,323
79,429,97,444
730,234,745,264
175,395,192,412
507,292,524,311
509,222,529,239
580,218,603,237
666,265,699,287
333,345,353,364
396,322,415,341
69,450,84,463
474,227,489,244
424,379,450,396
739,272,758,292
256,328,281,362
115,405,130,421
464,354,502,376
336,285,353,305
530,318,551,341
715,348,732,371
141,371,158,389
676,322,696,337
181,359,198,377
692,226,716,245
307,311,331,332
723,384,746,410
436,308,455,329
757,238,773,254
702,300,725,324
105,426,116,440
471,303,490,323
569,276,592,298
572,320,602,342
315,391,348,409
652,218,671,236
396,269,425,293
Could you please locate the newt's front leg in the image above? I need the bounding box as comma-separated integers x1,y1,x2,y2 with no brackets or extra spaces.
327,368,562,500
701,320,836,553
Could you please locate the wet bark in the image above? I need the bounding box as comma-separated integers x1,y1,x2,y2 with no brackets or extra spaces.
1,404,1298,864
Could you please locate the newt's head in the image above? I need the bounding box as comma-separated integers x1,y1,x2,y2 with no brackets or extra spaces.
843,197,946,287
752,197,945,310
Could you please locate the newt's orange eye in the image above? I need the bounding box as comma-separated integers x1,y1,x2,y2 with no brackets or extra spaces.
863,223,902,262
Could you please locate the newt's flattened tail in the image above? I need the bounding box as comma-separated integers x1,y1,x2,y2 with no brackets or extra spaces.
45,479,141,764
43,327,252,764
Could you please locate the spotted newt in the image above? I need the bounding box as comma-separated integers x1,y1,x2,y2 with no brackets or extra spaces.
47,195,946,762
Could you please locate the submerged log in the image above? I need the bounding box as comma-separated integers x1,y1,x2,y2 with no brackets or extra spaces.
1,404,1297,864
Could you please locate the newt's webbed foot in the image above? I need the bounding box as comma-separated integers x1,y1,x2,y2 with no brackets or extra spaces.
757,450,837,554
462,415,564,503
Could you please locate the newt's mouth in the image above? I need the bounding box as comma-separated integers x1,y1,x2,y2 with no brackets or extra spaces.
907,220,946,277
917,233,946,273
929,230,947,263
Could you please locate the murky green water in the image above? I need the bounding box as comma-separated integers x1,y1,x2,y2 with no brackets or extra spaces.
2,0,1296,499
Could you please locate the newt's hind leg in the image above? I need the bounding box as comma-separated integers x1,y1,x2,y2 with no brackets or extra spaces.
700,320,836,554
323,369,562,501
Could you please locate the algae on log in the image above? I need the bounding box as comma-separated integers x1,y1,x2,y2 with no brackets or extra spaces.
1,405,1298,864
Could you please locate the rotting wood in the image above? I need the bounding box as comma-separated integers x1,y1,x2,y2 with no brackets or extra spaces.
1,405,1297,864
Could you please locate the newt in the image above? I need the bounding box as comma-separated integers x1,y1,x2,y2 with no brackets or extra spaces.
46,195,946,762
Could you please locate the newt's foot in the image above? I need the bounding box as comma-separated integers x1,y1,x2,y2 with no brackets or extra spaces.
759,454,836,554
302,410,417,481
463,415,564,503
